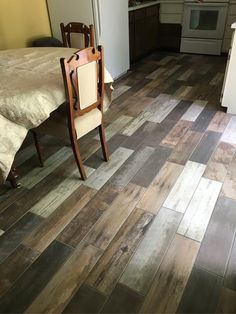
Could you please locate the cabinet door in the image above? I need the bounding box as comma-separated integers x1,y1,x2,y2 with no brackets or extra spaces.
146,15,159,52
134,8,147,60
129,21,135,63
146,5,159,52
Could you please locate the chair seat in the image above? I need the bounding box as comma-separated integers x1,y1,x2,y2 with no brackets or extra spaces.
37,105,102,140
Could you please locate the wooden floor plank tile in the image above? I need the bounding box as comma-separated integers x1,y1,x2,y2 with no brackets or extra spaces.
146,66,167,80
177,267,223,314
143,94,170,114
121,117,175,151
134,79,161,98
191,107,216,132
0,212,43,263
156,55,175,66
211,141,236,164
0,156,83,231
101,283,143,314
178,69,194,81
15,144,37,167
203,161,228,182
85,134,128,169
142,119,176,148
84,147,133,190
224,235,236,291
180,100,207,122
147,98,180,123
63,284,106,314
195,197,236,276
163,161,206,213
120,121,155,150
175,86,193,99
207,111,231,133
119,207,182,294
138,161,183,213
164,80,183,96
0,240,72,313
190,131,221,164
0,244,40,296
24,185,96,252
161,120,192,147
124,96,156,117
94,115,133,141
210,72,224,86
20,146,72,189
86,208,153,295
85,183,145,250
109,145,154,190
57,185,119,248
131,146,172,188
221,116,236,144
221,154,236,200
112,85,131,100
168,130,203,165
30,167,94,218
25,243,102,314
0,187,29,214
216,287,236,313
164,100,192,122
122,112,152,136
204,141,236,182
178,177,222,242
141,235,199,313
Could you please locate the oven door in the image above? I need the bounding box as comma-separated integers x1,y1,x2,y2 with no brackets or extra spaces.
182,3,228,39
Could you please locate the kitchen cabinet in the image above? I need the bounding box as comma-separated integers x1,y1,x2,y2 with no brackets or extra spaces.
129,4,160,63
222,23,236,114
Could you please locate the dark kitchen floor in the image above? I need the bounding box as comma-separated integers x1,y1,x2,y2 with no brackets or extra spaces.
1,52,236,313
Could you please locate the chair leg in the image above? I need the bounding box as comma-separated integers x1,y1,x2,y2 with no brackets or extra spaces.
7,169,20,188
31,130,44,167
70,136,87,180
98,123,109,162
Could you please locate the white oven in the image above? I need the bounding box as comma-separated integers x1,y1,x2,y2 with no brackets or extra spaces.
181,1,228,55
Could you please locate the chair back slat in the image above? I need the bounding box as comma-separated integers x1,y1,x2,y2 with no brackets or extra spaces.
60,22,95,48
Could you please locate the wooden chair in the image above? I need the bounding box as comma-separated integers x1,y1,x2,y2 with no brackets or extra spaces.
60,22,95,49
33,46,109,180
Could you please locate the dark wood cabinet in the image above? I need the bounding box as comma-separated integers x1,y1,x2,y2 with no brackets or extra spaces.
129,4,160,64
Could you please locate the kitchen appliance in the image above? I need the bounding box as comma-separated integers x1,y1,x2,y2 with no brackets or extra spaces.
180,0,228,55
47,0,130,79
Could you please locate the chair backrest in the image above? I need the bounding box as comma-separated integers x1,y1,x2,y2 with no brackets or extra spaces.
60,22,95,49
60,46,104,124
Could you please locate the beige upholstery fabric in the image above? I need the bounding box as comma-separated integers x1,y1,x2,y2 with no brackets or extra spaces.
0,47,113,183
75,108,102,139
77,61,98,109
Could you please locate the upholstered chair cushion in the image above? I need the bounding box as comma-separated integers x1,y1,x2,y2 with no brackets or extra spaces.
74,108,102,139
36,105,102,141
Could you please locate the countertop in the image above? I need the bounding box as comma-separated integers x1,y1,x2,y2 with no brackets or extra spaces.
128,0,160,11
128,0,183,11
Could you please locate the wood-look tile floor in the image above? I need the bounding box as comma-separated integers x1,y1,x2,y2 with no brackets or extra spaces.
1,52,236,313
